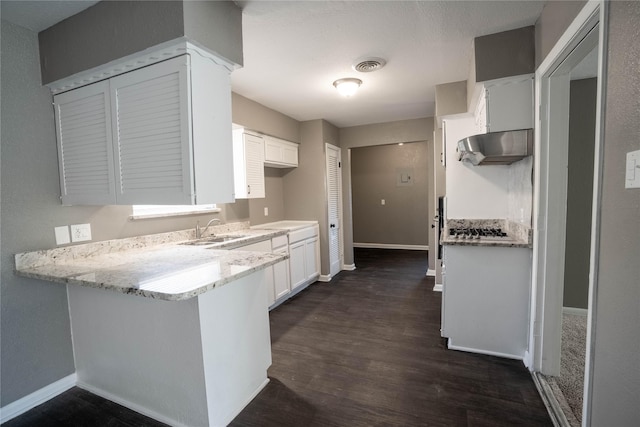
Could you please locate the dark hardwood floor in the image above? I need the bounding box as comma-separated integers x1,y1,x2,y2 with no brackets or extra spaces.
230,248,551,426
3,249,551,427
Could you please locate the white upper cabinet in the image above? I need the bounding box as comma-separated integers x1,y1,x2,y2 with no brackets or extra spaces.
232,129,265,198
474,75,534,134
54,52,234,205
263,136,298,168
54,80,116,205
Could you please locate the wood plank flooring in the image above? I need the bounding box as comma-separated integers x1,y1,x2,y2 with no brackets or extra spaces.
231,248,551,426
3,248,551,426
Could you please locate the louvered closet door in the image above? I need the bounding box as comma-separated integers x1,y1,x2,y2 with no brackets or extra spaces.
326,144,341,277
54,80,116,205
110,55,194,205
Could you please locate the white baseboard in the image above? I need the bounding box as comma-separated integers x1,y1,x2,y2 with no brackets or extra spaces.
0,373,77,424
432,284,443,292
523,350,533,370
318,274,332,282
342,264,356,271
77,381,187,427
447,339,524,361
353,243,429,251
426,268,436,277
563,306,588,316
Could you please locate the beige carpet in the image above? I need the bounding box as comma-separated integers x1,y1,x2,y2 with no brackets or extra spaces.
543,312,587,426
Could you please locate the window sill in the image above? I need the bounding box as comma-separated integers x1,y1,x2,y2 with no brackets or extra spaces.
130,208,221,220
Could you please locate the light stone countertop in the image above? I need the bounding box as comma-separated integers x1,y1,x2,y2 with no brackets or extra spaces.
441,219,533,248
14,223,289,301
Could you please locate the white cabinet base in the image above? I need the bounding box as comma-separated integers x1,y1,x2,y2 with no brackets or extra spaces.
441,245,530,360
67,270,271,427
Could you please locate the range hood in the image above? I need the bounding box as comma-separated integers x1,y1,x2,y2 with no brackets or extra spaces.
457,129,533,165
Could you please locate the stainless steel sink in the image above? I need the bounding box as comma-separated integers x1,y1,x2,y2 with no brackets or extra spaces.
181,234,250,246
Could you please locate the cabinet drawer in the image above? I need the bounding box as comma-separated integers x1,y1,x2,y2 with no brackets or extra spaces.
288,226,317,244
272,235,288,250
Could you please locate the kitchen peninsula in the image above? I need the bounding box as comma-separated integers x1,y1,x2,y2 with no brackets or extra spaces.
14,227,288,427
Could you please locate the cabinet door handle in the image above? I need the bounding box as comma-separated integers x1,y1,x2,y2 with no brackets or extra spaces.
247,184,251,195
330,224,335,228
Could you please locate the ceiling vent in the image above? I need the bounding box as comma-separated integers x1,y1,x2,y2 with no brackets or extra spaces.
352,57,387,73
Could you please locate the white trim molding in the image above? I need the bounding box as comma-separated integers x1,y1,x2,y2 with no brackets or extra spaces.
318,274,332,282
342,264,356,271
0,373,77,424
77,381,187,427
432,284,443,292
562,306,588,316
353,243,428,251
426,269,436,277
47,40,239,94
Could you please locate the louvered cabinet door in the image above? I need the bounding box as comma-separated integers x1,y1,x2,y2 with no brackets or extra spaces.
110,55,194,205
243,133,265,198
233,131,265,199
54,81,116,205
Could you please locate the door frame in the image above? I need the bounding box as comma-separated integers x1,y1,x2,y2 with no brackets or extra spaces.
325,143,344,279
529,1,607,425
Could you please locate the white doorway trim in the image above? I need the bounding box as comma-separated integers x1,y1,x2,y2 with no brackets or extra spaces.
529,1,607,426
325,143,344,279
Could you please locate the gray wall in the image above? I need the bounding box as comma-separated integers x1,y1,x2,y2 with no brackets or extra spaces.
249,168,287,226
535,0,587,68
282,119,337,275
38,0,242,85
339,118,433,266
0,20,246,406
182,0,243,67
590,2,640,424
435,81,467,117
536,1,640,423
231,92,300,143
351,142,429,246
474,26,535,82
563,78,596,310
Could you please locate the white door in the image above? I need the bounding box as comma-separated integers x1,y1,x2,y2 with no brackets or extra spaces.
325,143,342,278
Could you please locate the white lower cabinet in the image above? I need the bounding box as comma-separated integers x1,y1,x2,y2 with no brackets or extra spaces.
273,249,290,300
304,237,320,281
289,241,307,291
271,235,290,304
232,236,291,308
288,225,320,292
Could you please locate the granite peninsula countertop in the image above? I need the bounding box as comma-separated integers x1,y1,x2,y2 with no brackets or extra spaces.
14,223,289,301
441,219,533,248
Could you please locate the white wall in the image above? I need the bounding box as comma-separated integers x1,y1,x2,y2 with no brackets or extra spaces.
444,115,532,222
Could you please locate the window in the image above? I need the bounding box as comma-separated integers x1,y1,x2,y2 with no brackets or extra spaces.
130,204,220,220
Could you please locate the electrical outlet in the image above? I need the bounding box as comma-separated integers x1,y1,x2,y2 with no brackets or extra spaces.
70,223,92,242
54,226,70,245
264,207,269,216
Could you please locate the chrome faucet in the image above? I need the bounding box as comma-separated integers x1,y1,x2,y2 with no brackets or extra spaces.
196,218,222,239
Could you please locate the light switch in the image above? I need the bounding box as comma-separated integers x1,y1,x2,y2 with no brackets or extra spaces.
626,150,640,189
381,199,386,205
70,223,92,242
54,226,70,245
264,207,269,216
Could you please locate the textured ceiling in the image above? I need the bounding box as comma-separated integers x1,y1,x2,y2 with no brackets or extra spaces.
232,1,545,128
1,0,546,129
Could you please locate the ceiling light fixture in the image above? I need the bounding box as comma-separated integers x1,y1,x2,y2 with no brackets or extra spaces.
333,78,362,97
